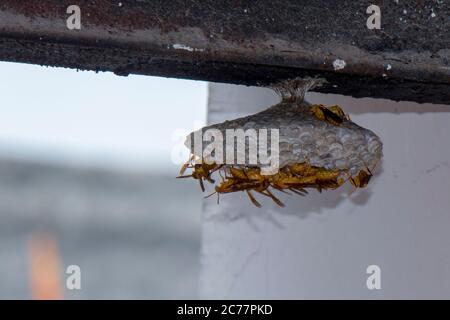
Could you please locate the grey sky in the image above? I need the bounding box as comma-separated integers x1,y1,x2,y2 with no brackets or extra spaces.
0,62,207,173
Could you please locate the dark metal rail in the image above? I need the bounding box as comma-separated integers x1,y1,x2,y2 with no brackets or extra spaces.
0,1,448,104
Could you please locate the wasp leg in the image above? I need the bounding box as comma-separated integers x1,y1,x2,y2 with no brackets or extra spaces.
204,191,217,199
204,164,222,183
179,162,190,176
288,187,308,196
357,156,375,181
205,176,215,184
349,177,357,187
261,189,285,207
271,184,292,195
204,191,220,205
199,179,205,192
319,180,339,189
176,174,193,179
242,168,250,179
218,169,225,182
255,188,285,207
246,190,261,208
210,164,224,175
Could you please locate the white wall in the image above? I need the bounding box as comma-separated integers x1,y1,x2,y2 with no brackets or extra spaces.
200,83,450,299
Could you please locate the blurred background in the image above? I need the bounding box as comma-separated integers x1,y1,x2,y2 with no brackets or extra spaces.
0,62,207,299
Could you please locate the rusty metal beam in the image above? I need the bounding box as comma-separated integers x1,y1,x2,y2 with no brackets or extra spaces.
0,1,449,105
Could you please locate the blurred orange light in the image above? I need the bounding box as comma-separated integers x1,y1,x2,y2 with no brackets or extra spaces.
28,232,62,300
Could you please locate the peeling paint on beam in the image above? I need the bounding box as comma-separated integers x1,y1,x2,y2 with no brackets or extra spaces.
0,0,449,105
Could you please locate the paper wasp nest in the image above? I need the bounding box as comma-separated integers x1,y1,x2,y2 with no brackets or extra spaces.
179,78,383,207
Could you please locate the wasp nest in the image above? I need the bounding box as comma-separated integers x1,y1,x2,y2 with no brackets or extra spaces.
178,78,383,207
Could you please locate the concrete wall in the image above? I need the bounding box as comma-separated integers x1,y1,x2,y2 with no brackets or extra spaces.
200,83,450,299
